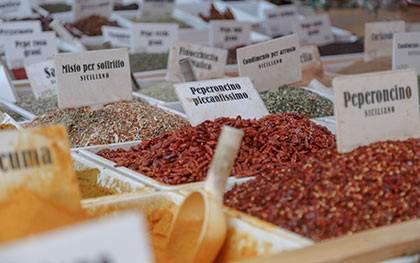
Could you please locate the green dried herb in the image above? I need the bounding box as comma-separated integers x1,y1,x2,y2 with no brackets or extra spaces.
138,81,178,102
129,53,169,73
260,85,334,119
40,4,71,13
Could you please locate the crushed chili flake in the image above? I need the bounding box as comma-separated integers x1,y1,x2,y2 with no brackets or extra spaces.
24,101,190,148
96,113,335,185
224,138,420,241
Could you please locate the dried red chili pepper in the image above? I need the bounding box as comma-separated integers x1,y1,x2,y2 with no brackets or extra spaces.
97,113,335,185
224,138,420,241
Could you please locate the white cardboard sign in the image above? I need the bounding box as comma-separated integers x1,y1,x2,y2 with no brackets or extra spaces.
237,34,302,92
25,59,57,100
293,14,334,46
364,21,405,62
55,48,132,109
333,69,420,153
131,23,178,53
175,76,269,126
138,0,175,20
0,0,33,19
0,63,18,103
263,5,298,37
0,212,153,263
209,20,251,50
73,0,114,21
102,26,131,48
4,32,58,69
0,21,42,52
166,40,228,82
392,32,420,74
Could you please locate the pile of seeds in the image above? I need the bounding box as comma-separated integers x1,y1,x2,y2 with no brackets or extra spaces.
138,81,178,102
24,101,190,148
130,53,169,72
15,95,58,116
260,85,334,119
97,114,335,185
224,138,420,241
70,15,119,36
0,105,24,121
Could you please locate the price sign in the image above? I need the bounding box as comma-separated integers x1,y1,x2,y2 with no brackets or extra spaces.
293,14,334,46
0,212,153,263
55,48,132,108
138,0,175,19
364,21,405,62
0,0,33,19
209,20,251,50
25,59,57,99
131,23,178,53
392,32,420,73
237,34,302,92
0,62,17,103
175,77,269,126
264,5,298,37
0,125,81,210
0,21,42,52
102,26,131,48
73,0,114,21
334,69,420,153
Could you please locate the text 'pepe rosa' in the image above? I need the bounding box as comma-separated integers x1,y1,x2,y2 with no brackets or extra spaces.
333,68,420,153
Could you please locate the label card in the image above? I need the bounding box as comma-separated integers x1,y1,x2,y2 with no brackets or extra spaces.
55,48,132,109
209,20,251,50
298,44,324,86
131,23,178,53
263,5,298,37
293,14,334,46
138,0,175,20
333,69,420,153
0,0,33,19
0,212,153,263
25,59,57,100
174,77,269,126
392,32,420,73
73,0,114,21
166,40,228,82
364,21,405,62
0,125,81,210
0,63,17,103
102,26,131,48
237,34,302,92
4,32,58,69
0,21,42,52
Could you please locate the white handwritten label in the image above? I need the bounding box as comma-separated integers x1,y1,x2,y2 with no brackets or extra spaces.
364,21,405,62
0,125,81,209
237,34,302,92
293,14,333,46
209,20,251,50
0,212,153,263
0,21,42,52
392,32,420,74
175,77,268,126
102,26,131,48
166,40,228,82
25,60,57,100
0,0,33,19
333,69,420,153
263,5,298,37
73,0,114,21
131,23,178,53
55,48,132,109
0,63,17,103
4,32,57,69
138,0,175,20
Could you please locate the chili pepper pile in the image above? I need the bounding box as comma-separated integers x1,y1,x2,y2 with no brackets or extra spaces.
224,138,420,241
96,114,335,185
70,15,119,36
260,85,334,119
24,101,190,148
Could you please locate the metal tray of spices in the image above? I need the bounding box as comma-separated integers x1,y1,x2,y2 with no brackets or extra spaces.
81,191,312,262
71,152,154,200
76,140,253,191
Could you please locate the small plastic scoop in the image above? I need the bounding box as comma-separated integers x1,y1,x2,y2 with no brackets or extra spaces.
165,126,244,263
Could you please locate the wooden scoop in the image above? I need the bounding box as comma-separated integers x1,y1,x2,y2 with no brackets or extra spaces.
165,126,244,263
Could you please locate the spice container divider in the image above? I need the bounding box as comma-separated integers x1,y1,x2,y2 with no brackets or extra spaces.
71,152,154,200
81,191,313,262
76,140,254,191
0,98,36,120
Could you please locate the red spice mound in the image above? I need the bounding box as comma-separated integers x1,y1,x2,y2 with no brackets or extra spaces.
224,138,420,241
71,15,119,36
97,113,335,185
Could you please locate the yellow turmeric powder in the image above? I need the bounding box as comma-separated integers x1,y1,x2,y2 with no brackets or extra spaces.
0,124,16,130
0,191,90,244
